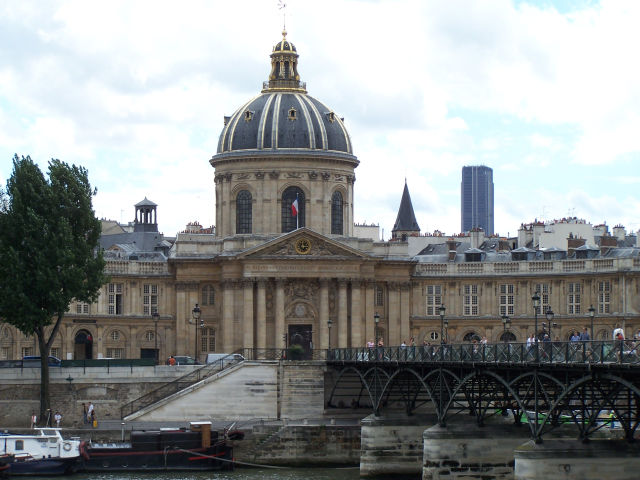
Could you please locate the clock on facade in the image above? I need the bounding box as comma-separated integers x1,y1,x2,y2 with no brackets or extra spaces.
295,238,312,254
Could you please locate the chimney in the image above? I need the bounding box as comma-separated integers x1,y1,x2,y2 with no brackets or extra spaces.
447,240,457,262
567,237,586,256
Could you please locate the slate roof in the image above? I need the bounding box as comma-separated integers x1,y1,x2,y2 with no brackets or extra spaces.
392,181,420,233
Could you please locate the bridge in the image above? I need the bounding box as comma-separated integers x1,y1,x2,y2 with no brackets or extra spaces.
327,340,640,443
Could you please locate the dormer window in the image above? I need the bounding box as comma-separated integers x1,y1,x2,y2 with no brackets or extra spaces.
244,110,254,122
288,108,297,120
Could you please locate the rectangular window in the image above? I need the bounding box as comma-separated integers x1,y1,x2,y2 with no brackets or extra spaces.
534,283,551,315
106,348,125,359
108,283,123,315
375,285,384,307
21,347,34,357
463,284,479,316
143,284,158,315
598,281,611,314
0,347,9,360
201,328,216,353
499,284,515,316
568,282,581,314
50,347,60,359
426,285,442,316
75,302,90,314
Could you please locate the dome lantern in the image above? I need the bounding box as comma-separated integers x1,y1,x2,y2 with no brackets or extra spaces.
264,29,306,93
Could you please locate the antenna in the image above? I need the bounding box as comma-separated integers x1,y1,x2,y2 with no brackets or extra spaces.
278,0,287,30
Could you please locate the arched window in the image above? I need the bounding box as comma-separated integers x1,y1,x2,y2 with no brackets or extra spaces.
331,191,343,235
281,187,305,232
236,190,252,234
499,331,517,342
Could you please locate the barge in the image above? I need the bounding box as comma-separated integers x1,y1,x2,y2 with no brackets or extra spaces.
81,421,234,472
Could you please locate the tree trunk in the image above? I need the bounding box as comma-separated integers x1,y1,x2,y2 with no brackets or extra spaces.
36,328,51,426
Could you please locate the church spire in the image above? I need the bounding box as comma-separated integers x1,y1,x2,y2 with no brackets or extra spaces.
391,180,420,241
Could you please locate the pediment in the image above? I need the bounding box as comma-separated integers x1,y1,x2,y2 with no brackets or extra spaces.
238,228,370,260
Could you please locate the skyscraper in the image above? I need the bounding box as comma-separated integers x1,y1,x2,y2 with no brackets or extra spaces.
461,166,494,235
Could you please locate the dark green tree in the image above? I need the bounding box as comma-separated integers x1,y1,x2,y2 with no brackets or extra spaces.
0,155,106,422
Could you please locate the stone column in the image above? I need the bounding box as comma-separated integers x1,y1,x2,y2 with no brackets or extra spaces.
222,281,235,352
350,280,362,347
243,280,254,350
365,280,375,345
257,280,267,349
319,279,330,350
275,280,285,349
388,283,400,346
338,279,348,348
400,282,410,343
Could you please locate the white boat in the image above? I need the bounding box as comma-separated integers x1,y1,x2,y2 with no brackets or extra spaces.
0,428,82,476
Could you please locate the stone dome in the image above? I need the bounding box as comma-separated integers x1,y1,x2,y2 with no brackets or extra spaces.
215,30,354,157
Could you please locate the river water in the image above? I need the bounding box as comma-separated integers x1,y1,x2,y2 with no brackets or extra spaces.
31,468,362,480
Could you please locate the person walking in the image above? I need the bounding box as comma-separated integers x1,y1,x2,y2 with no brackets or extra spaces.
82,403,88,424
54,411,62,428
87,402,94,427
30,411,37,429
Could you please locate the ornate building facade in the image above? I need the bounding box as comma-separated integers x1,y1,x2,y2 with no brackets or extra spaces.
1,33,639,362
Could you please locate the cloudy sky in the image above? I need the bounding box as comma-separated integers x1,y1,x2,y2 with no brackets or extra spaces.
1,0,639,239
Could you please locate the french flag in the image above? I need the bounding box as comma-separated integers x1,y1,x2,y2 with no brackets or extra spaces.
291,196,299,217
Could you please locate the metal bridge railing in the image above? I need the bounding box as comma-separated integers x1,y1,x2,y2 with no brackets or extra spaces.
328,340,640,365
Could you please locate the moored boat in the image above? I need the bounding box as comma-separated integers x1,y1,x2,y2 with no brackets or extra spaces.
0,428,82,476
80,421,234,472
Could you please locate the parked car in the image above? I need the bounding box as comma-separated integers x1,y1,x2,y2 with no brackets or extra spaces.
172,355,201,365
22,355,62,367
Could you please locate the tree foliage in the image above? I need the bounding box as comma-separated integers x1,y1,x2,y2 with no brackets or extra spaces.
0,154,106,419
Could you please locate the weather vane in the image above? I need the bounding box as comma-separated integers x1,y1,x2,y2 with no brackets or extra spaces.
278,0,287,32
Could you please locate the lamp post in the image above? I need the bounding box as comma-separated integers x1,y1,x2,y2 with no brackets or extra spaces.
439,305,446,344
532,292,541,344
545,309,555,339
152,311,159,364
192,303,201,361
502,315,511,342
327,318,333,351
588,305,595,340
374,312,380,345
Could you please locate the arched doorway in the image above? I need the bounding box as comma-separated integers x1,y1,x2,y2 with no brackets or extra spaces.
74,330,93,360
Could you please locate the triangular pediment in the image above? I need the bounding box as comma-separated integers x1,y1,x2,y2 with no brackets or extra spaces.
237,228,371,260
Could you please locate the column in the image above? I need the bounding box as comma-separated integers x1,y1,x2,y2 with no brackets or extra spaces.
338,279,348,348
275,280,285,349
222,281,235,352
350,280,362,347
388,283,400,346
257,280,267,349
400,282,410,343
365,280,375,345
319,280,330,349
243,280,254,349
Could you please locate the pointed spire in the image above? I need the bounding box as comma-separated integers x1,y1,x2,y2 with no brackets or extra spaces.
392,181,420,239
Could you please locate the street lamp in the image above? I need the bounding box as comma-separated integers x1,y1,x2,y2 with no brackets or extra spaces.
374,312,380,345
502,315,511,342
588,305,595,340
192,303,201,362
152,311,159,364
327,318,333,351
543,309,556,339
439,305,446,344
532,292,541,344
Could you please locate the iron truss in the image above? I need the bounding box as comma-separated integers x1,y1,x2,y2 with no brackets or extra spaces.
327,342,640,442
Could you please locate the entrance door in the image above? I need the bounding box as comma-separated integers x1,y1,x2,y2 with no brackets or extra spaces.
74,330,93,360
288,324,312,360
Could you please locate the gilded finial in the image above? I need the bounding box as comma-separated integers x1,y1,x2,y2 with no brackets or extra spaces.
282,28,287,39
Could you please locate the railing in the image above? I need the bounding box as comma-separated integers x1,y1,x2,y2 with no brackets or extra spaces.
328,340,640,366
241,348,328,361
120,350,245,418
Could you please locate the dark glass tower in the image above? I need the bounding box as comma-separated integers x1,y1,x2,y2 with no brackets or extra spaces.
461,166,494,235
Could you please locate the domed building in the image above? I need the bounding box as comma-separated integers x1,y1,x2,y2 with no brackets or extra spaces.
169,31,415,357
